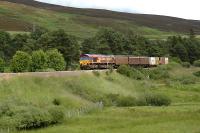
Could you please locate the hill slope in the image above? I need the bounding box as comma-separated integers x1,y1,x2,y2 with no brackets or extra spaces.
0,0,200,39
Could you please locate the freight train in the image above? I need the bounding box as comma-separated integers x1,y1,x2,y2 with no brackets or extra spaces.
80,54,168,70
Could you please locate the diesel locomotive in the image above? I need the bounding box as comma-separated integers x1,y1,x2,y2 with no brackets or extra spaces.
80,54,168,70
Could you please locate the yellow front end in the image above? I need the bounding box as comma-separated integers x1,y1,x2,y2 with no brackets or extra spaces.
80,60,92,66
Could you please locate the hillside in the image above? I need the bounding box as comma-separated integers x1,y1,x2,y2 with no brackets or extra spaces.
0,0,200,39
0,63,200,132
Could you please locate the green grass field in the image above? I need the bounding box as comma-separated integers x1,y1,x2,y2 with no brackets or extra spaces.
19,105,200,133
0,62,200,133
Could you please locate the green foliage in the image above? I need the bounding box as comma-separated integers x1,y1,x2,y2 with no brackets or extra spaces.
10,51,31,72
193,71,200,77
0,104,65,130
15,106,52,130
193,60,200,67
145,93,171,106
0,31,11,59
39,29,80,67
173,43,189,62
148,67,170,80
0,57,5,72
47,106,65,124
176,76,197,85
31,26,48,40
92,71,100,77
117,65,144,80
181,62,191,68
53,98,61,106
116,96,136,107
30,50,47,72
46,49,66,71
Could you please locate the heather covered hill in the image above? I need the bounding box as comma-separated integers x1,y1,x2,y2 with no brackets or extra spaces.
0,0,200,39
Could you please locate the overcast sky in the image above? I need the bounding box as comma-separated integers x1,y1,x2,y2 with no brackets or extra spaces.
36,0,200,20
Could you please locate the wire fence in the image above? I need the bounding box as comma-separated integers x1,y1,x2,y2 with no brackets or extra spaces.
65,101,104,119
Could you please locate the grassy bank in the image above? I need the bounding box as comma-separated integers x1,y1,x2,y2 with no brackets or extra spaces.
0,62,200,132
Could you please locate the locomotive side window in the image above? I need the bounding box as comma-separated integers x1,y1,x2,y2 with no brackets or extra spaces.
80,57,92,61
93,57,98,62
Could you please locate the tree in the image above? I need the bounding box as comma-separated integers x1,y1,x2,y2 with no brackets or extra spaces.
11,51,31,72
184,39,200,63
31,26,48,40
96,28,125,54
39,29,80,67
173,43,189,62
30,50,47,72
0,57,5,72
46,49,66,71
0,31,11,59
10,34,30,56
81,38,99,54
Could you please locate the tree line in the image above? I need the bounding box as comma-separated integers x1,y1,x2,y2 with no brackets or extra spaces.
0,27,200,72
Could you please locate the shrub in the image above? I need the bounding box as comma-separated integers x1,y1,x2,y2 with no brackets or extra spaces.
181,62,191,68
116,96,136,107
46,49,66,71
53,98,61,106
193,71,200,77
148,67,170,80
92,71,100,77
145,93,171,106
0,104,13,117
117,65,144,80
10,51,31,72
15,107,52,130
0,58,5,72
30,50,47,72
47,106,65,124
177,76,196,84
0,116,17,129
105,94,120,106
0,104,65,130
193,60,200,67
104,94,136,107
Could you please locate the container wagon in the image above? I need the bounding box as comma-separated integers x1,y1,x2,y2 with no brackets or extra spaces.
80,54,168,70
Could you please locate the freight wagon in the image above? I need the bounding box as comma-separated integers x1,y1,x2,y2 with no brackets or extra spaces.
80,54,168,70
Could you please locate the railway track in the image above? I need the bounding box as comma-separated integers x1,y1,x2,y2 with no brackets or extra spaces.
0,70,107,80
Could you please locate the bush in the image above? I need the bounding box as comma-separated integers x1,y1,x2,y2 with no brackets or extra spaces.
117,65,144,80
104,94,120,106
116,96,136,107
10,51,31,72
181,62,191,68
0,104,13,117
145,93,171,106
104,94,137,107
193,71,200,77
0,116,17,129
53,98,61,106
148,67,170,80
0,104,65,130
177,76,197,84
47,106,65,124
46,49,66,71
30,50,47,72
15,106,52,130
92,71,100,77
0,58,5,72
193,60,200,67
